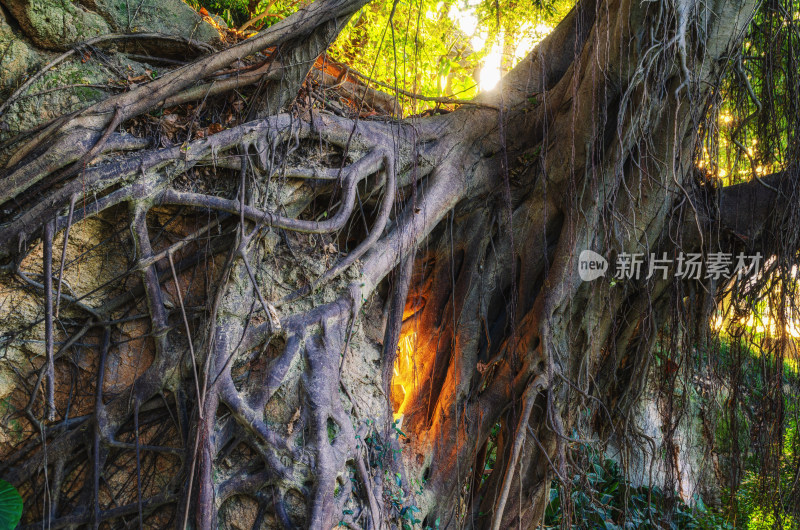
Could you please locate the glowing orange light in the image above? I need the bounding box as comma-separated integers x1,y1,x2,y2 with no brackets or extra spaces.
391,332,417,420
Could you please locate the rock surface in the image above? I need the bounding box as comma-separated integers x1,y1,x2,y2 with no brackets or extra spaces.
78,0,222,43
0,0,219,141
0,0,220,50
1,0,111,49
0,7,40,89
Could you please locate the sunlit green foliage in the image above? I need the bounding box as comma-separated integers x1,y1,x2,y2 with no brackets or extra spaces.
328,0,571,108
730,392,799,529
731,418,798,529
326,0,574,113
701,338,799,528
185,0,574,112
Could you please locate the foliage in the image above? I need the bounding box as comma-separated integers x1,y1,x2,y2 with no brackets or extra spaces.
0,480,22,530
358,419,427,530
185,0,303,29
184,0,573,109
727,405,799,529
700,0,800,184
541,334,800,529
543,445,732,529
326,0,573,113
697,337,799,529
481,422,500,488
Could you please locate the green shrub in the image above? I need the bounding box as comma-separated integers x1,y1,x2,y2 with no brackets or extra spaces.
543,445,732,529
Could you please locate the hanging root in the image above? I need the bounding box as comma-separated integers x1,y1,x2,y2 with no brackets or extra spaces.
490,373,548,530
42,220,56,422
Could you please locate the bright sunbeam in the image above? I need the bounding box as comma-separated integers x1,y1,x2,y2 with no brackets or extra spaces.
447,5,559,93
480,40,503,91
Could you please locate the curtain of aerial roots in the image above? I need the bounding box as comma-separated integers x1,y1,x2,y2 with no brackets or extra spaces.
691,0,800,520
385,0,774,528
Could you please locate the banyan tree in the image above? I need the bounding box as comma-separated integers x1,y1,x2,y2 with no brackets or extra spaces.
1,0,799,527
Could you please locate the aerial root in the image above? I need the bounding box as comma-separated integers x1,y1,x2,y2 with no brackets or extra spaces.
303,305,359,528
160,145,387,236
168,251,205,416
42,219,56,422
55,105,124,183
13,267,102,318
23,320,94,429
218,375,296,474
0,47,411,525
1,0,374,205
252,331,302,410
491,372,548,530
93,327,111,530
239,246,282,335
161,59,284,109
1,108,397,262
131,206,170,348
54,194,77,318
356,455,381,530
283,149,396,304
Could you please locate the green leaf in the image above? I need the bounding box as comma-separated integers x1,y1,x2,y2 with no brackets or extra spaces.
606,480,619,494
0,480,22,530
694,495,707,513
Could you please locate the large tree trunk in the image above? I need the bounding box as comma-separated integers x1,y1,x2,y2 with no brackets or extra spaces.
0,0,784,527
